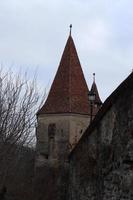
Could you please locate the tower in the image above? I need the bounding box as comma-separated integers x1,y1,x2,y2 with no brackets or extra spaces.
36,31,90,166
34,28,102,200
90,73,102,117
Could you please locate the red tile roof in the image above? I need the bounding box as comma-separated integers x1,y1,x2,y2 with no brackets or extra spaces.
91,81,102,105
91,80,102,115
38,35,90,115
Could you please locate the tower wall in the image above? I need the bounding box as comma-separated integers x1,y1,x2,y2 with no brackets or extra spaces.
34,113,89,200
35,113,90,167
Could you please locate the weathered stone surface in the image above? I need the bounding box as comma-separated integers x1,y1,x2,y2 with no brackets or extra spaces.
34,161,69,200
36,114,89,158
69,73,133,200
35,113,89,200
0,146,35,200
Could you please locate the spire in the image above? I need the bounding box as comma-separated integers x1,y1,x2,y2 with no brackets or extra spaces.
69,24,72,36
38,34,89,115
93,73,95,83
91,73,102,106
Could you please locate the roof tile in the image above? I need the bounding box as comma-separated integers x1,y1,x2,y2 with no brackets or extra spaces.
38,35,89,115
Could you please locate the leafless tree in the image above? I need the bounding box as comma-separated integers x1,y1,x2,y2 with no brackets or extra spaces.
0,68,43,185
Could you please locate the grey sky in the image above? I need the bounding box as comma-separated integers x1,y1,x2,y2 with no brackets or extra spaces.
0,0,133,101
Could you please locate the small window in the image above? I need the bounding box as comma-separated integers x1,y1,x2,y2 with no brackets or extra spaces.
48,123,56,138
61,129,64,136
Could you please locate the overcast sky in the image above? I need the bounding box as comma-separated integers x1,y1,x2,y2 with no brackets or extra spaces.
0,0,133,101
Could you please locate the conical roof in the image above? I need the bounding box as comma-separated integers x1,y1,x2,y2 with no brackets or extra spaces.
38,35,89,115
91,78,102,106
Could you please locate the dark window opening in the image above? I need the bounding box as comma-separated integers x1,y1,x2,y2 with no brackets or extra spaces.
123,160,133,165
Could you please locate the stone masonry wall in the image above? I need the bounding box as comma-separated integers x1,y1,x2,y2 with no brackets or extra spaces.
35,113,89,200
36,114,89,166
69,73,133,200
34,160,69,200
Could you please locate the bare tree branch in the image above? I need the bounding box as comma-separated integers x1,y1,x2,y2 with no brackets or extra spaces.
0,68,44,184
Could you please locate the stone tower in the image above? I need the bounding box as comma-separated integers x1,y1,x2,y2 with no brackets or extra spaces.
34,31,101,200
36,33,90,164
90,73,102,116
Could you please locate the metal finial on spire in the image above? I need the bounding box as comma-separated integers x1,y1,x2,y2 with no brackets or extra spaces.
69,24,72,36
93,73,95,82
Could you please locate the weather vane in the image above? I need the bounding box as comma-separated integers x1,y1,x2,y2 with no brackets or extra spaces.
69,24,72,36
